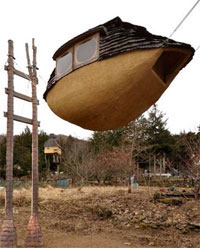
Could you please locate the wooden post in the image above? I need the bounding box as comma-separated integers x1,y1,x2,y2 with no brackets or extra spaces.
1,39,42,248
153,155,156,175
160,158,162,175
163,154,166,173
148,155,151,173
128,141,134,193
32,39,39,219
0,40,18,248
24,40,42,248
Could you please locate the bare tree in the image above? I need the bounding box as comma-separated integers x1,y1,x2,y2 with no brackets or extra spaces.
178,133,200,199
59,135,94,184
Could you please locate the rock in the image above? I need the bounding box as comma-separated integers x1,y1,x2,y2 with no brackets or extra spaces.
143,219,151,224
176,224,186,230
148,242,155,246
189,222,200,231
124,242,131,246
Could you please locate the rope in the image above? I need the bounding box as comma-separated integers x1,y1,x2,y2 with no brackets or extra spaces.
169,0,200,38
196,45,200,51
0,61,8,73
14,60,31,94
14,61,31,81
38,74,47,85
0,65,4,73
13,61,31,116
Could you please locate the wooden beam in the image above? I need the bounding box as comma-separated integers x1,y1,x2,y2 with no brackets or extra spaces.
4,112,40,127
14,68,30,80
4,65,30,80
5,88,39,105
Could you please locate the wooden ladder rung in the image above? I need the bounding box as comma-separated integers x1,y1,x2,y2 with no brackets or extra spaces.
5,88,39,105
14,68,30,80
4,112,40,127
4,65,30,80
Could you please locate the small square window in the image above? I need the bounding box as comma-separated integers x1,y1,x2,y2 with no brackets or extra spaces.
74,33,99,69
56,48,73,79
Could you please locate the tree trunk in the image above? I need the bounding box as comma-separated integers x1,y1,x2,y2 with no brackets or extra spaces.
153,155,156,175
194,179,200,199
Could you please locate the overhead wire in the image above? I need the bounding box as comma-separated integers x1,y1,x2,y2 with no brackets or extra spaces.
169,0,200,38
196,45,200,51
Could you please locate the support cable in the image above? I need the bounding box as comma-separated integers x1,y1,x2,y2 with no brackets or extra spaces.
38,74,46,84
13,60,31,117
14,60,31,81
196,45,200,51
0,61,8,73
169,0,200,38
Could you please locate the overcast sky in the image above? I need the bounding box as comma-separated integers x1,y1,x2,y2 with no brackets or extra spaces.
0,0,199,140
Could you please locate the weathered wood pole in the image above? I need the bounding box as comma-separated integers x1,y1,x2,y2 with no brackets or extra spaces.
24,39,42,247
0,40,18,247
153,155,156,175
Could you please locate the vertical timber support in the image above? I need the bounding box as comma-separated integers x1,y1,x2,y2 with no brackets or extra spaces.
0,40,18,248
153,155,156,175
163,154,166,173
24,39,42,248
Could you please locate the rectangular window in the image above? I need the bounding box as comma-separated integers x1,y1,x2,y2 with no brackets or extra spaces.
55,33,99,79
56,47,73,79
74,33,99,69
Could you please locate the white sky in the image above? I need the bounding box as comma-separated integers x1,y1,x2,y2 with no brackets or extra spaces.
0,0,199,140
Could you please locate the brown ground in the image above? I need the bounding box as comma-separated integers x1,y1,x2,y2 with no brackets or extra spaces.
0,186,200,248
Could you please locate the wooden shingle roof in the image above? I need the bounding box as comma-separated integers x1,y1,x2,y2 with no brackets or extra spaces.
44,17,194,100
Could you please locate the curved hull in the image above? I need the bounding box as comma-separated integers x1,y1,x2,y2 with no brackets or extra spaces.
46,47,192,131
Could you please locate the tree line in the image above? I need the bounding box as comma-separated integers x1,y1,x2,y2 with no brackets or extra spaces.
0,105,200,190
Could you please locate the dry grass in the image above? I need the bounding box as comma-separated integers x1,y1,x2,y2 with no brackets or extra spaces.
0,185,160,200
38,185,160,201
0,186,199,248
0,185,160,208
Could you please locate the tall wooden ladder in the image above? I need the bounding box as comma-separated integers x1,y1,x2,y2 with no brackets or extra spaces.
0,39,42,248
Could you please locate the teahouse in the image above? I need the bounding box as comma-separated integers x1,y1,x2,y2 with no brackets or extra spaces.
44,134,61,173
44,17,194,131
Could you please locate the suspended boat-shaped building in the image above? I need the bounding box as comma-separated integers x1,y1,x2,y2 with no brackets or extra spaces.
44,17,194,131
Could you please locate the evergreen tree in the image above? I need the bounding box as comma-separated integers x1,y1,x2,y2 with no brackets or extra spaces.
11,126,49,178
14,127,32,177
145,104,175,155
89,127,125,153
38,130,49,176
0,135,6,178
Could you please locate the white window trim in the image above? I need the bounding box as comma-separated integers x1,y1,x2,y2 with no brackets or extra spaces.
55,33,99,79
56,47,73,80
74,33,99,69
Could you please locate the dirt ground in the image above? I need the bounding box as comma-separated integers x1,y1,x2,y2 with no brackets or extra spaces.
0,186,200,248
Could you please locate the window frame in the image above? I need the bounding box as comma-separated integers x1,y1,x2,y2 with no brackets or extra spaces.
74,33,99,69
56,47,73,80
55,33,100,79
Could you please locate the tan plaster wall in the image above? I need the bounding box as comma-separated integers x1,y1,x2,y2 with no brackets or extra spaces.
46,48,192,131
